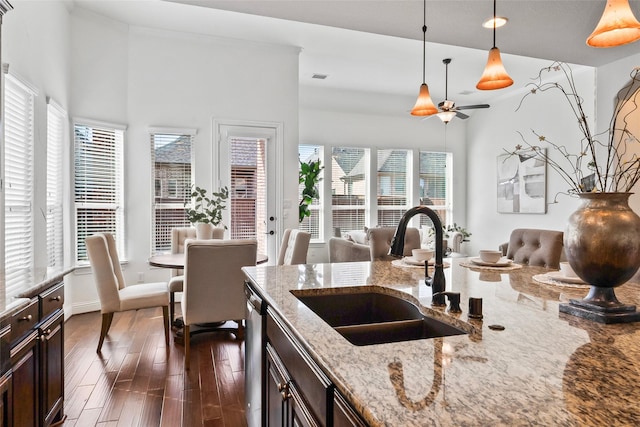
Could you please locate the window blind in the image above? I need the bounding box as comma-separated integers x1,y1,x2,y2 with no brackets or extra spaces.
377,149,409,227
331,147,367,233
298,144,323,239
229,137,267,255
150,131,193,254
74,121,124,262
47,99,67,268
4,75,35,298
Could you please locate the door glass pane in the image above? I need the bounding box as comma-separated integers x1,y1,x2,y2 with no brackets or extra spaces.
230,137,267,255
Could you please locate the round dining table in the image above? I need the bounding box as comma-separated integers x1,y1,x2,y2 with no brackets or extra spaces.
148,251,268,268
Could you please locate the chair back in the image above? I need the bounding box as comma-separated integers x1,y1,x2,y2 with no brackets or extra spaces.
367,226,421,259
328,237,371,263
182,239,257,325
86,233,124,313
506,228,564,269
277,229,311,265
171,226,224,276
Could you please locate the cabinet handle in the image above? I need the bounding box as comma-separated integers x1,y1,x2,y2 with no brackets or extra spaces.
277,382,288,392
19,314,33,322
50,295,61,302
281,390,292,401
39,335,47,341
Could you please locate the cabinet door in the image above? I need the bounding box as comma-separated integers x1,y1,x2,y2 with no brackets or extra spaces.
10,331,38,427
0,372,11,427
289,384,319,427
39,310,64,426
333,391,368,427
266,345,287,427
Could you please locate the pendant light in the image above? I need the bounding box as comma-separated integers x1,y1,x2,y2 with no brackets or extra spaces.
587,0,640,47
476,0,513,91
411,0,438,116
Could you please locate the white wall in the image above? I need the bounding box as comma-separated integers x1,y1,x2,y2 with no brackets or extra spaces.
465,66,597,256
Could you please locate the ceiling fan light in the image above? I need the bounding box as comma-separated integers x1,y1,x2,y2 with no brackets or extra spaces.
476,47,514,90
587,0,640,47
411,83,438,116
436,111,457,123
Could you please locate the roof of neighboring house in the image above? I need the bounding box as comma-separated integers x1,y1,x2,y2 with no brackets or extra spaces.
154,136,191,164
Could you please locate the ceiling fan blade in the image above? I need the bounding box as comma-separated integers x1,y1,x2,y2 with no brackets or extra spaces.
455,111,470,120
456,104,490,110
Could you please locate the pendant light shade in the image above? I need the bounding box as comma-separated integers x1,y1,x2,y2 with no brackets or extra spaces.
412,83,438,116
587,0,640,47
476,0,513,91
476,47,514,90
411,0,437,116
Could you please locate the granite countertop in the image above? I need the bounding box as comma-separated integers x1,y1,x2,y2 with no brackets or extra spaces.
243,258,640,426
0,266,74,322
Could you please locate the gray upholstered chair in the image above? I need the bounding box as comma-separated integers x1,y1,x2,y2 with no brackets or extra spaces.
181,239,257,369
501,228,564,269
277,229,311,265
86,233,170,353
168,226,224,324
367,226,421,260
328,237,371,263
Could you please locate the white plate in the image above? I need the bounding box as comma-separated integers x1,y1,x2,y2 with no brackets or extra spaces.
470,257,513,267
545,271,587,285
403,256,435,266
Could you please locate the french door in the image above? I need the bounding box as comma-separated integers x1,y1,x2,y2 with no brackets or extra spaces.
215,121,281,262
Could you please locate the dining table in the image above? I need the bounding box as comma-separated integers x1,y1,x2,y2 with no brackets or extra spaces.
147,250,268,344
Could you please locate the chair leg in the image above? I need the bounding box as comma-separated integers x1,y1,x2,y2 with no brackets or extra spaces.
184,325,190,370
162,306,170,347
236,319,245,340
97,312,114,353
169,291,175,324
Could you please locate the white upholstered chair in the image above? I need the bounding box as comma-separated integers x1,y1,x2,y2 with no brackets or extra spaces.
182,238,257,369
86,233,170,353
500,228,565,269
277,229,311,265
169,226,224,324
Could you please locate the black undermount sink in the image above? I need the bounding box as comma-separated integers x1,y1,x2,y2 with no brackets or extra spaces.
294,291,467,346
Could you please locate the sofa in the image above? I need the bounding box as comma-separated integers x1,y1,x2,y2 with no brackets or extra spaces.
329,226,421,262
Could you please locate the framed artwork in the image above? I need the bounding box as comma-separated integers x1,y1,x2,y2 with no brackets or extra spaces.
497,149,546,213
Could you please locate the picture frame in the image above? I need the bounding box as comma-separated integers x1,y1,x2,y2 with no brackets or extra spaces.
497,149,546,214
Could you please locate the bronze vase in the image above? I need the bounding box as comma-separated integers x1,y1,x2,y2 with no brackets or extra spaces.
560,192,640,323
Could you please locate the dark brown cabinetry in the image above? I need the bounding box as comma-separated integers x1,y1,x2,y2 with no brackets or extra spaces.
9,282,64,427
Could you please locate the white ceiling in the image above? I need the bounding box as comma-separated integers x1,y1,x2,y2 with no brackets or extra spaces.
74,0,640,116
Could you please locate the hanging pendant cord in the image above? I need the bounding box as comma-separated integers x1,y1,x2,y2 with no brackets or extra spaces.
492,0,497,48
421,0,426,84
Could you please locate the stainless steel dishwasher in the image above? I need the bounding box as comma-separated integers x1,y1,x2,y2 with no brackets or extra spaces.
245,280,267,427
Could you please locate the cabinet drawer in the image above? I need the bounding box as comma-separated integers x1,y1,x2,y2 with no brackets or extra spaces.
40,283,64,321
266,309,331,426
10,299,39,345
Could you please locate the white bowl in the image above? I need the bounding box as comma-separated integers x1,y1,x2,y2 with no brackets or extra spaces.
559,262,578,278
479,250,502,263
412,248,434,262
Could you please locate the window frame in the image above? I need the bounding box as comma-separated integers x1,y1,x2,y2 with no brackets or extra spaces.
46,98,67,268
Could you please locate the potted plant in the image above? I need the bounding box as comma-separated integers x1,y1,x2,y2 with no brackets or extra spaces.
184,185,229,239
299,159,323,223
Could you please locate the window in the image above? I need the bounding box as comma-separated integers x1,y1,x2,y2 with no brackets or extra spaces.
377,149,410,227
74,120,125,263
4,74,36,298
150,130,194,254
331,147,368,233
47,99,67,268
419,151,451,228
298,145,323,239
299,144,452,240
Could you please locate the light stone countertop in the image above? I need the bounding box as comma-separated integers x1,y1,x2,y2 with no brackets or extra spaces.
243,258,640,426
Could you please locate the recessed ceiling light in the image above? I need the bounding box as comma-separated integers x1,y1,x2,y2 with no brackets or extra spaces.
482,16,508,28
312,73,328,80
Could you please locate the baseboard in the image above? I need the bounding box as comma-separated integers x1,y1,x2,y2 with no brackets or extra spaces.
65,300,101,319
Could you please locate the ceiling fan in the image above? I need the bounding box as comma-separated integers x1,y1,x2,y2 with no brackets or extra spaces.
431,58,490,123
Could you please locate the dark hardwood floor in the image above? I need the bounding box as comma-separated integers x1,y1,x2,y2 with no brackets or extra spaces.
63,306,247,427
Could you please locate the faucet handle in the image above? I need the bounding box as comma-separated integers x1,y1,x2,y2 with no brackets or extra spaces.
432,292,461,313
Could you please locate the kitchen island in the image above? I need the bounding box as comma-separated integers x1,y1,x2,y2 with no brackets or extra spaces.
243,258,640,426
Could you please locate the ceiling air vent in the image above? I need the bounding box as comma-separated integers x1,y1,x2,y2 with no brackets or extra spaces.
312,73,328,80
